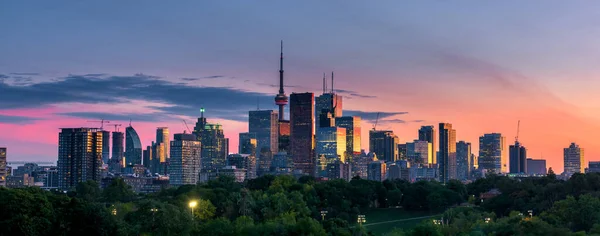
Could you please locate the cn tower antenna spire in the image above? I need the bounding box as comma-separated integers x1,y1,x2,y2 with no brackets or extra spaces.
274,40,288,121
279,40,284,95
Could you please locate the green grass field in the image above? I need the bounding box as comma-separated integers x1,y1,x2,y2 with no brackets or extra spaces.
362,208,441,235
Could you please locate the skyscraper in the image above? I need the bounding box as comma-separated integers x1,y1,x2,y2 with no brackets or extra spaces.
406,140,432,165
194,109,229,174
509,141,527,174
478,133,505,174
439,123,456,183
316,127,347,176
58,128,103,190
110,131,124,172
564,142,584,176
0,147,6,187
456,141,472,180
143,145,154,173
156,127,170,160
169,133,201,186
335,116,361,158
369,130,399,162
418,126,436,163
249,110,279,156
315,90,343,133
125,125,142,166
101,131,110,165
290,92,315,176
238,132,257,156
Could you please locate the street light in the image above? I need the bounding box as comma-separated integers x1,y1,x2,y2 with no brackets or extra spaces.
485,217,491,223
528,210,533,218
112,208,117,216
189,201,198,215
320,210,328,221
357,215,366,225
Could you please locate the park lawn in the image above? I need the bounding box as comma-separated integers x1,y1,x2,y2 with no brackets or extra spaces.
363,208,441,235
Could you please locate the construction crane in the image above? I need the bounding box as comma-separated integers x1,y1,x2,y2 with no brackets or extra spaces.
515,120,520,142
372,112,380,131
87,119,110,130
182,120,192,134
112,124,122,132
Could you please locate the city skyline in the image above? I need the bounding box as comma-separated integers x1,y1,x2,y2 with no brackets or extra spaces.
3,1,600,173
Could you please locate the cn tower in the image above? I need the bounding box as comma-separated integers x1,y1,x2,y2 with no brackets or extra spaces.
274,40,288,121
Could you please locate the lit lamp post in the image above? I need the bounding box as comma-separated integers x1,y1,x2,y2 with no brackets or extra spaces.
357,215,366,225
189,201,198,216
112,208,117,216
150,208,158,231
528,210,533,218
320,210,328,221
485,217,491,223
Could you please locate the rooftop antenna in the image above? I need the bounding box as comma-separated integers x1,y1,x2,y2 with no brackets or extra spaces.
200,107,205,118
331,71,334,94
257,97,260,110
322,73,326,94
515,120,520,142
112,124,122,132
129,119,132,127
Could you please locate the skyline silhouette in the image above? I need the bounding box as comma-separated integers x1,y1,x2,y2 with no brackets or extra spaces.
2,1,600,173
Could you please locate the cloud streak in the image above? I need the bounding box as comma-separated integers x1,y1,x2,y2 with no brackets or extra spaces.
0,115,40,124
0,74,276,122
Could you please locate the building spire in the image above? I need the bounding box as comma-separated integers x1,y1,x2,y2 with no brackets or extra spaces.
279,40,284,95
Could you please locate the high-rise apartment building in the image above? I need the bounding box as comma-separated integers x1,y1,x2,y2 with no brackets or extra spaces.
169,133,201,186
110,131,124,172
369,130,399,162
0,148,6,187
509,141,527,174
438,123,456,183
125,125,142,166
335,116,361,158
194,110,229,174
238,132,257,156
418,126,436,163
101,131,110,165
290,92,315,176
478,133,505,174
57,128,104,190
406,140,432,165
564,142,584,176
456,141,472,180
156,127,170,160
249,110,279,156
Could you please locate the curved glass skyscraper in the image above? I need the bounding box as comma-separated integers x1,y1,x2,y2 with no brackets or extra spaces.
125,125,142,166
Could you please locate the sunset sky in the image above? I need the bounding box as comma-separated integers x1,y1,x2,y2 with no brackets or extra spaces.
2,1,600,173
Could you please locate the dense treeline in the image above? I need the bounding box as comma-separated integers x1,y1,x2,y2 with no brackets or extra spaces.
0,175,464,235
3,172,600,235
398,172,600,236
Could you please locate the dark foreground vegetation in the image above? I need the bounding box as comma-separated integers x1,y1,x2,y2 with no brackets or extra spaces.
2,172,600,235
